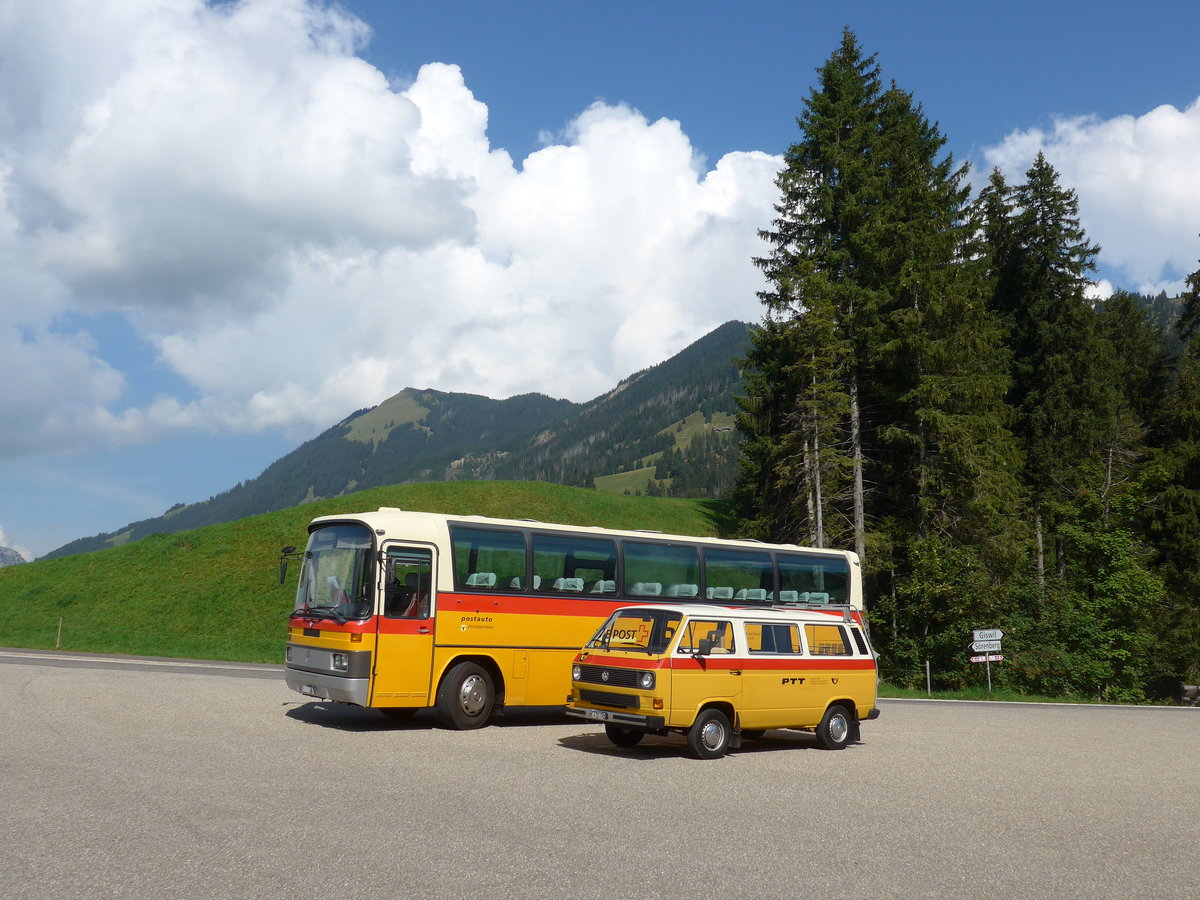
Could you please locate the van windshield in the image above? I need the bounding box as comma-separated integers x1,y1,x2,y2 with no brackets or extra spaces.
586,608,682,654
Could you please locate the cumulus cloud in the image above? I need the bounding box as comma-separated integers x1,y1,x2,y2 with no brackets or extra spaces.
983,98,1200,295
0,0,779,458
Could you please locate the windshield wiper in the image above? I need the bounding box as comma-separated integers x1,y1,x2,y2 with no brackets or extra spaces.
291,605,346,624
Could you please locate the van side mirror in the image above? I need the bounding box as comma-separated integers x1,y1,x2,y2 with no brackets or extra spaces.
697,638,714,656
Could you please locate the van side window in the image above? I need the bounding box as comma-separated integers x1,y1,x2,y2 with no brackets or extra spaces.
677,619,735,654
746,622,802,654
804,623,853,656
850,627,870,655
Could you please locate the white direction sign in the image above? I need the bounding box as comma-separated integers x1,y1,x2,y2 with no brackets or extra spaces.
971,640,1002,652
973,629,1005,642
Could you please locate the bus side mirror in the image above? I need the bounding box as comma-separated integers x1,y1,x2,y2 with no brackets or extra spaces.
279,546,297,585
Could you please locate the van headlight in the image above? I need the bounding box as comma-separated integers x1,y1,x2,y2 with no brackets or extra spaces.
332,652,349,672
572,664,582,681
639,671,655,690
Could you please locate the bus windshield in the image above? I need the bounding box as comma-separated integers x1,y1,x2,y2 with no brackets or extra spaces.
585,608,682,654
294,524,375,621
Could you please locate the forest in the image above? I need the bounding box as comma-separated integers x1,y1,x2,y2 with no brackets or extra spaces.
733,30,1200,701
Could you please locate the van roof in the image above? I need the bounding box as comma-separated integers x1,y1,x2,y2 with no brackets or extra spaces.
612,603,855,625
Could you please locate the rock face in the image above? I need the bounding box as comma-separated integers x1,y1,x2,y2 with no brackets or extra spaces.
0,546,26,567
1183,685,1200,707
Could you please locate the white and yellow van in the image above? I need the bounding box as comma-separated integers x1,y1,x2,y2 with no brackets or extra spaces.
565,604,879,758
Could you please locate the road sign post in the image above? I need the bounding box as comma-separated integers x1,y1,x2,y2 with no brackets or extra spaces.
970,629,1005,693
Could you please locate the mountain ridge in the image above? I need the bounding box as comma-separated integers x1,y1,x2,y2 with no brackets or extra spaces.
43,321,751,560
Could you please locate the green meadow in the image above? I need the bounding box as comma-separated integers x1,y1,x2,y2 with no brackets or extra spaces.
0,481,730,663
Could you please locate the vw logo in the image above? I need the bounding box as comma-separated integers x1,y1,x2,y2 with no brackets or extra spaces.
601,670,610,682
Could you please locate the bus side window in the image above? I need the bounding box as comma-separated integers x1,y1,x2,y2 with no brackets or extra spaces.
451,526,526,592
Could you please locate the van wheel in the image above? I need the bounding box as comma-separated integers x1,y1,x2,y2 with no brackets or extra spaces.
816,704,852,750
605,724,645,747
436,662,495,730
687,709,732,759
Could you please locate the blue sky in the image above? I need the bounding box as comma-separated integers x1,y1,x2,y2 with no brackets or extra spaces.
2,0,1199,560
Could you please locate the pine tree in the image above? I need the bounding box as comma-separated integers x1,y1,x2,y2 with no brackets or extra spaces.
737,28,882,556
978,153,1119,581
1147,252,1200,686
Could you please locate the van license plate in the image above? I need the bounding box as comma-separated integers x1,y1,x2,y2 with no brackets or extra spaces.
586,709,611,721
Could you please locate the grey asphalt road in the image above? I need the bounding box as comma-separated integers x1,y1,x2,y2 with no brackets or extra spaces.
1,649,1197,899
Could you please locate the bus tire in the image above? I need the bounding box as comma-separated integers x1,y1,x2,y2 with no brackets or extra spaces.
436,661,495,730
816,704,853,750
605,724,645,748
687,708,732,759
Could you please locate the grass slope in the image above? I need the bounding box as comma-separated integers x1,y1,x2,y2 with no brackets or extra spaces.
0,481,731,663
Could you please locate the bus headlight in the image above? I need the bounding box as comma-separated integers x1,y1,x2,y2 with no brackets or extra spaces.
572,664,582,681
639,671,655,690
332,652,349,672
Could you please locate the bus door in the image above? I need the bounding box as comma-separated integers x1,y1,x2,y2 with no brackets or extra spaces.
369,545,436,707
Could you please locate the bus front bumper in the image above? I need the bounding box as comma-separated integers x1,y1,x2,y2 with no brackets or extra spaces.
284,667,370,706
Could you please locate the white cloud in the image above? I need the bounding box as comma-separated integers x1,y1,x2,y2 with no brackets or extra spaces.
983,98,1200,295
0,0,779,457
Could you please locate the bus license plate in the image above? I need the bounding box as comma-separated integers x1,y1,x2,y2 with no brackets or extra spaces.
586,709,611,721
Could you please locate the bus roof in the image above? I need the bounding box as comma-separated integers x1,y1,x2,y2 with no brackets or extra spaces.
308,506,859,563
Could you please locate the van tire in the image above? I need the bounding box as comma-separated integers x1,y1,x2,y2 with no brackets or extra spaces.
436,661,495,730
815,704,853,750
687,708,732,759
605,724,645,747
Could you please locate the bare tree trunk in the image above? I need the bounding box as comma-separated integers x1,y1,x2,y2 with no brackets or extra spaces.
1034,510,1045,590
849,373,866,563
812,420,825,548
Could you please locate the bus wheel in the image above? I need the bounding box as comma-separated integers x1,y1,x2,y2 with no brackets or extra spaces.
605,724,645,748
436,662,495,730
687,708,731,759
816,704,852,750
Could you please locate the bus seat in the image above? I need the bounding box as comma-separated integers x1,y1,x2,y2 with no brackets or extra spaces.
665,583,698,598
553,577,584,592
805,591,830,604
777,590,799,603
735,588,768,602
466,572,496,587
706,586,734,601
589,580,616,594
510,575,542,589
629,582,662,596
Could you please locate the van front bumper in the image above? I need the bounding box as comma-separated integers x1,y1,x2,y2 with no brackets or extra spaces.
566,706,666,731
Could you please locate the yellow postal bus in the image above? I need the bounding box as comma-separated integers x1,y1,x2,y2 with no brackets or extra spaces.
566,603,879,758
282,508,864,729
